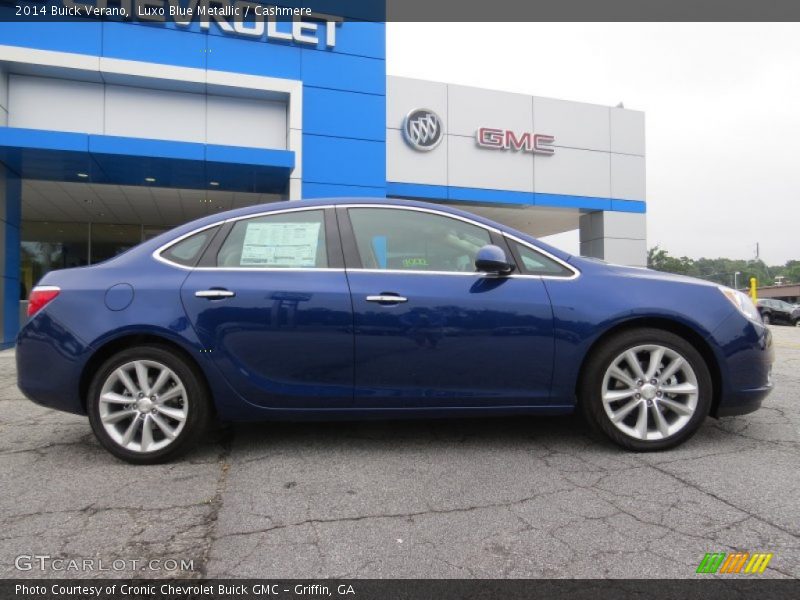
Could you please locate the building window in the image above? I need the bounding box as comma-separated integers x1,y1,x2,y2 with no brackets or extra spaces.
21,222,90,299
89,223,146,264
20,221,150,299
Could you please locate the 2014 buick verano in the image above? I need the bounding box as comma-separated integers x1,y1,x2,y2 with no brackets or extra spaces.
16,199,773,463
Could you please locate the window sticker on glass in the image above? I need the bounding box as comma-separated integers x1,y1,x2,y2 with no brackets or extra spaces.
402,257,429,268
240,221,321,267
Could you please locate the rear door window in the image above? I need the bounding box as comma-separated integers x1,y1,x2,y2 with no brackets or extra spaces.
217,210,328,268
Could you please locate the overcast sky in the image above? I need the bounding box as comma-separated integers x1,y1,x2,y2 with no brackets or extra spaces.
386,23,800,265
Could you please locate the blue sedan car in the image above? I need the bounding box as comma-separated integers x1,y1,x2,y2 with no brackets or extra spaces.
17,199,773,463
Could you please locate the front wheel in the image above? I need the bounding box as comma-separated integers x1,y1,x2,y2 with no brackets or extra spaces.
87,345,211,464
762,313,771,325
580,328,712,451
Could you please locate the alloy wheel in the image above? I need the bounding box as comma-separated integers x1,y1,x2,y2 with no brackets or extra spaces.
601,344,699,441
98,360,188,453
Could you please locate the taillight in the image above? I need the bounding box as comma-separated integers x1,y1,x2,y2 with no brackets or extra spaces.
27,286,60,317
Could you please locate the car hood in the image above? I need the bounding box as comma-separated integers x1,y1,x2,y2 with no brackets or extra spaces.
568,256,719,288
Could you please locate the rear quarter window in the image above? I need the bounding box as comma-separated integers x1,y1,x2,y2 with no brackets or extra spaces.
160,227,219,267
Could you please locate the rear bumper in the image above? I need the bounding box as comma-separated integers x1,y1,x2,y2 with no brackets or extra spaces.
16,312,91,415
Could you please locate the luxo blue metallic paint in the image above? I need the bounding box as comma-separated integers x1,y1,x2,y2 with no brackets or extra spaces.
16,198,773,453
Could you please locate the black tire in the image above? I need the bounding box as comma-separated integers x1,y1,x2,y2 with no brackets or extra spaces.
579,328,713,451
87,345,212,464
762,313,771,325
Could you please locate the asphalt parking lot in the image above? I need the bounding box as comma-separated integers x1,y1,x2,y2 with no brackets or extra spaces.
0,327,798,580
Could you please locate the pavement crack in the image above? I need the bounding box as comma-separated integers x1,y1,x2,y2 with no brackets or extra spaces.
214,487,571,542
195,425,234,579
642,458,800,539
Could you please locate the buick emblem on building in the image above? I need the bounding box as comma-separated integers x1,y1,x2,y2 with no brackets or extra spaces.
403,109,443,151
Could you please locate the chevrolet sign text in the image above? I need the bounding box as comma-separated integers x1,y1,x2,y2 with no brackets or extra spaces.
60,1,342,47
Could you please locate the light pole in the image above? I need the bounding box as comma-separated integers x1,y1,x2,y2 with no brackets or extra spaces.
734,271,741,290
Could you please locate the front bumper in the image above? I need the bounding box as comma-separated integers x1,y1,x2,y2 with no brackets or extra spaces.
709,315,774,418
713,384,772,417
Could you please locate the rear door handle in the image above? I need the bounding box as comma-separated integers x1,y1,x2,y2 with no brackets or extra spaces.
366,294,408,304
195,289,235,299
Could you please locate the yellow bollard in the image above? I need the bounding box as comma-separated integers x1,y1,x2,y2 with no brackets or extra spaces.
750,277,757,302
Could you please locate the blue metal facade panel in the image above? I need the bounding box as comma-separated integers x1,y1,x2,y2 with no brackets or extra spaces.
302,181,386,198
1,165,21,347
205,33,303,79
205,145,295,168
610,199,648,213
0,128,294,192
303,87,386,142
303,134,386,188
299,30,386,197
102,22,208,69
386,182,646,214
0,127,89,153
0,20,103,55
312,20,385,59
301,50,386,95
89,135,205,161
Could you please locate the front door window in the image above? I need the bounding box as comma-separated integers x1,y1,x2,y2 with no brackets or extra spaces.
348,208,491,272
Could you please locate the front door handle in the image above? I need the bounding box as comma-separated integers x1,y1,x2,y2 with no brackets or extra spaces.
366,294,408,304
195,289,235,299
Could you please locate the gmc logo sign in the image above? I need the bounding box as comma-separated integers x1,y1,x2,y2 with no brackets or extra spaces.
476,128,555,155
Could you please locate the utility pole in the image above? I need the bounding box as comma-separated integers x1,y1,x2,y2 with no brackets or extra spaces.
755,242,760,260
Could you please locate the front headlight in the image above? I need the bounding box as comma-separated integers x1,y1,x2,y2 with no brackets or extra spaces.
718,286,762,323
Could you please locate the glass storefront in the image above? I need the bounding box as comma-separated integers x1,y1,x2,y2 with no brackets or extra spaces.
20,221,167,298
19,180,283,302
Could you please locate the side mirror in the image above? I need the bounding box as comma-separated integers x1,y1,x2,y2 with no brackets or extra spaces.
475,244,515,275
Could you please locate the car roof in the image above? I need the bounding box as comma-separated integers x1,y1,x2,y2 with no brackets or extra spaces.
199,197,496,224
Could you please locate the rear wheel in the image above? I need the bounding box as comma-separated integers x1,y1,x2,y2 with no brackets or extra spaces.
580,328,712,451
87,345,211,464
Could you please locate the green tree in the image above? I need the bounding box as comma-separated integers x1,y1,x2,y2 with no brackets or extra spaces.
782,260,800,283
647,246,694,275
647,246,797,288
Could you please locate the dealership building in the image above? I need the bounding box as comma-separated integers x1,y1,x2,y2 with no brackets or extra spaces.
0,6,646,347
